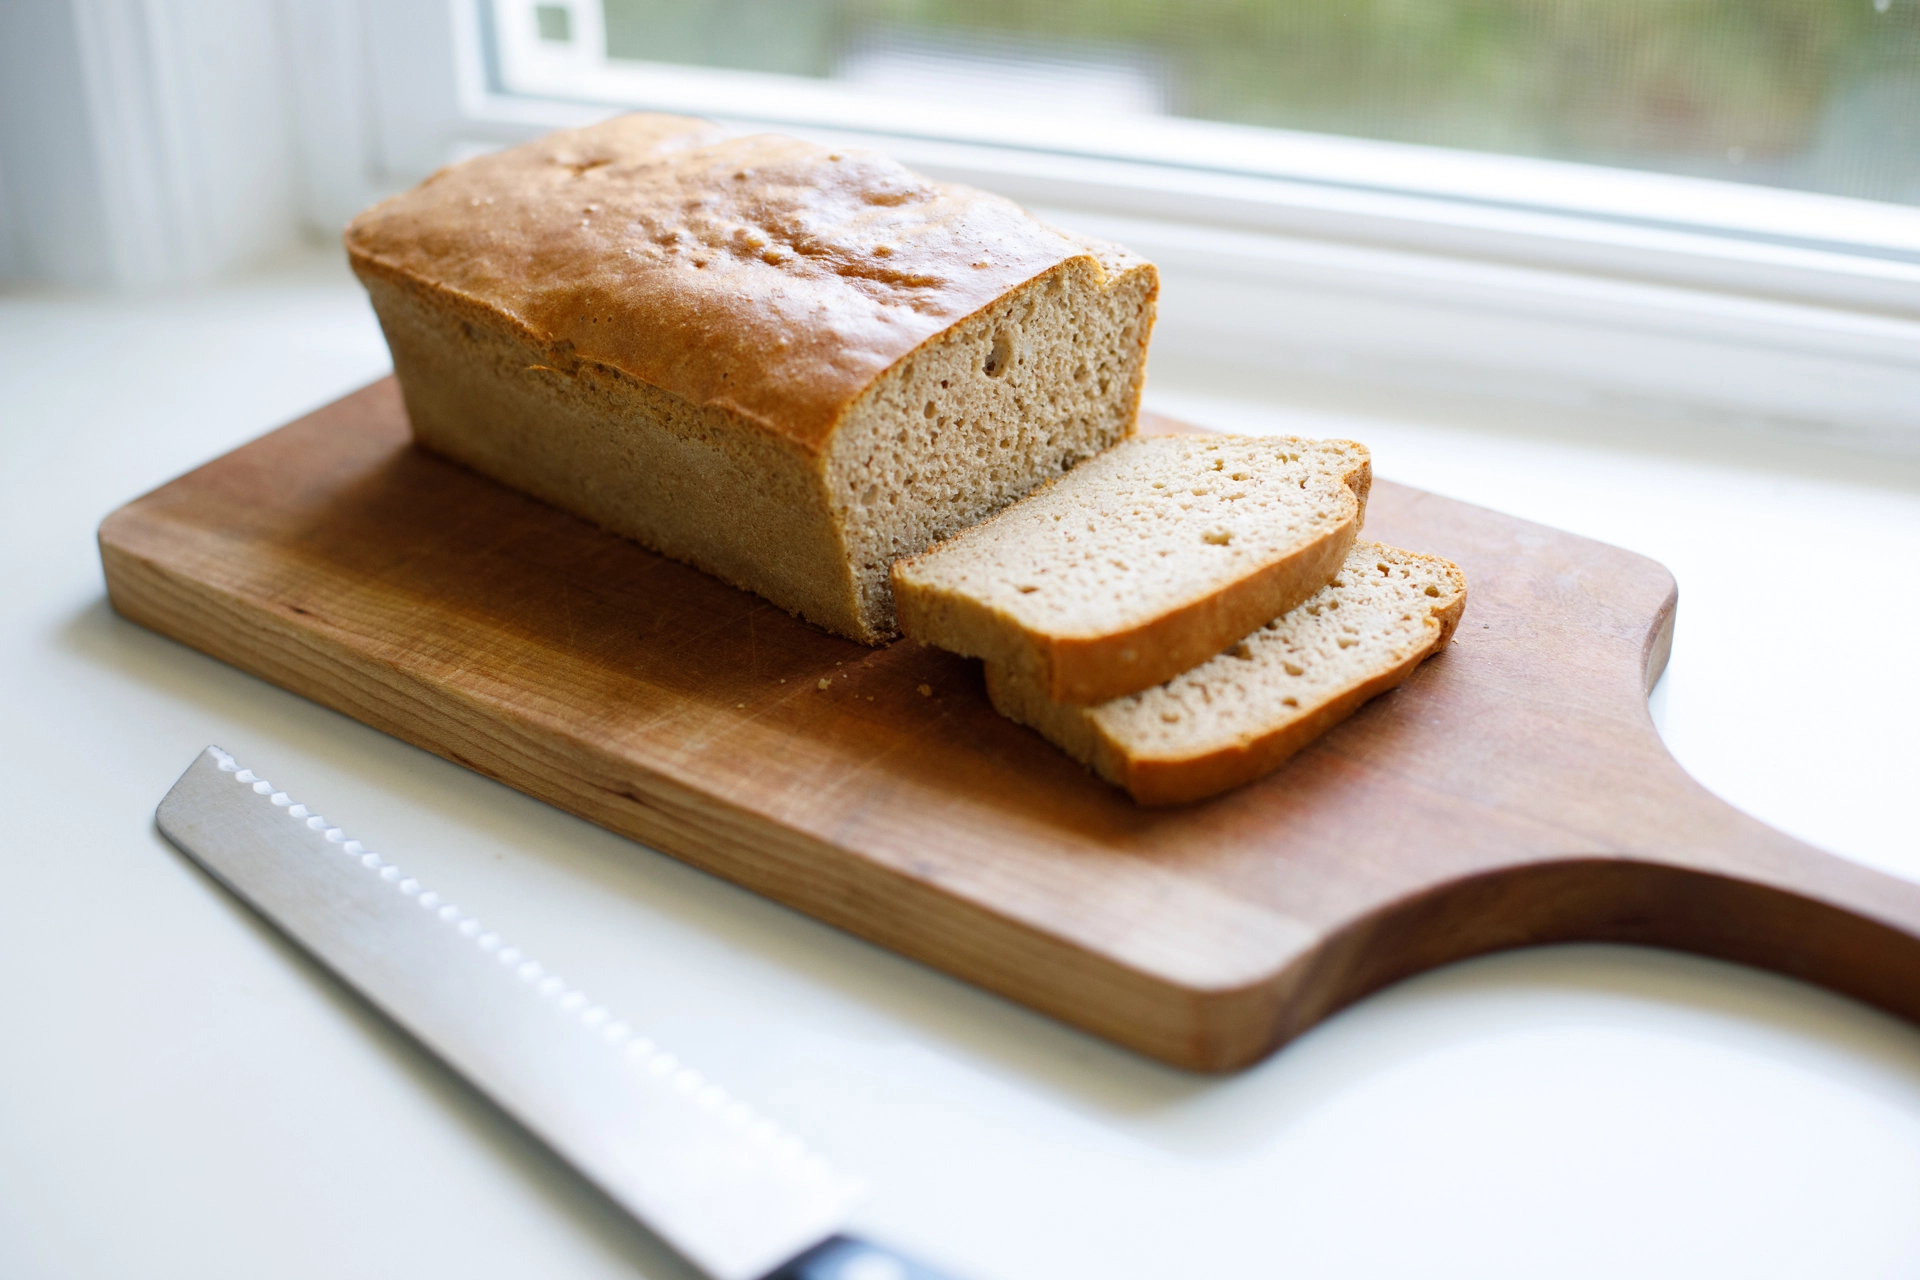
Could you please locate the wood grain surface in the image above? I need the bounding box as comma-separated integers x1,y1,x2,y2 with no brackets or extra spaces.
100,378,1920,1071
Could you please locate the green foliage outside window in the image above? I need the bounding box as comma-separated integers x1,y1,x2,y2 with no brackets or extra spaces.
602,0,1920,203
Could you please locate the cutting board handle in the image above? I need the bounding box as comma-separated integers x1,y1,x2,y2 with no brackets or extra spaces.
1286,822,1920,1045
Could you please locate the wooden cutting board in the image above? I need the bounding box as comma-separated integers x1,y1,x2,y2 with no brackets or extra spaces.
100,378,1920,1071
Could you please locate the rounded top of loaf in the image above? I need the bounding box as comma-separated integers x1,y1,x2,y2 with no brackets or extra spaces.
345,113,1148,452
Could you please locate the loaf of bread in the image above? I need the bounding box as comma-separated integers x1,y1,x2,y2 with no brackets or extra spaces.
984,542,1466,804
891,434,1371,703
345,114,1158,643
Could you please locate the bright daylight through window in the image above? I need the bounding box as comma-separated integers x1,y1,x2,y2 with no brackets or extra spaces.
525,0,1920,206
474,0,1920,454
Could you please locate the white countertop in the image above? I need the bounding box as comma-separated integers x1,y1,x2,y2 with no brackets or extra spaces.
5,251,1920,1279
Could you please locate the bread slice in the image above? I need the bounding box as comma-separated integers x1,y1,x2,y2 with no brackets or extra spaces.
346,114,1158,644
891,434,1371,704
984,542,1466,805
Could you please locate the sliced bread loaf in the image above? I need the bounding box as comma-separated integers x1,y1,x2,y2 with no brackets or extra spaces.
347,114,1158,645
984,541,1466,805
891,434,1371,704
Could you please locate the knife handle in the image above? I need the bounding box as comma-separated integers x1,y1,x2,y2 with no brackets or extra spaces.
766,1235,963,1280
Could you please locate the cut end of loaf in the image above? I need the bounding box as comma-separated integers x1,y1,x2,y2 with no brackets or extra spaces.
828,252,1159,642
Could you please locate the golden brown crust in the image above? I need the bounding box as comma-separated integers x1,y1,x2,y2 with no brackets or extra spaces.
361,271,864,636
344,113,1112,454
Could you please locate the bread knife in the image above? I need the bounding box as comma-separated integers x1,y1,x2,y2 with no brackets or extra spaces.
157,746,960,1280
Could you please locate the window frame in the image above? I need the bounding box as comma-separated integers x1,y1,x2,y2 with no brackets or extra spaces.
295,0,1920,452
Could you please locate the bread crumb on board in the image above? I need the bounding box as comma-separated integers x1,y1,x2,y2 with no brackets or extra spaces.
817,678,831,691
917,684,933,697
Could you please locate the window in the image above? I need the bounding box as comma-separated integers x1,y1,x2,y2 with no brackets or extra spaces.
483,1,1920,284
534,0,1920,207
5,0,1911,447
454,0,1920,451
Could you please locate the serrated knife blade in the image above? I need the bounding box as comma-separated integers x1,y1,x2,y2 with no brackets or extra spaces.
157,746,958,1280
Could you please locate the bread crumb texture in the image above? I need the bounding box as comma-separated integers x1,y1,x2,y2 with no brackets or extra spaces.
831,255,1158,634
897,435,1369,637
988,541,1466,804
1096,543,1462,753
